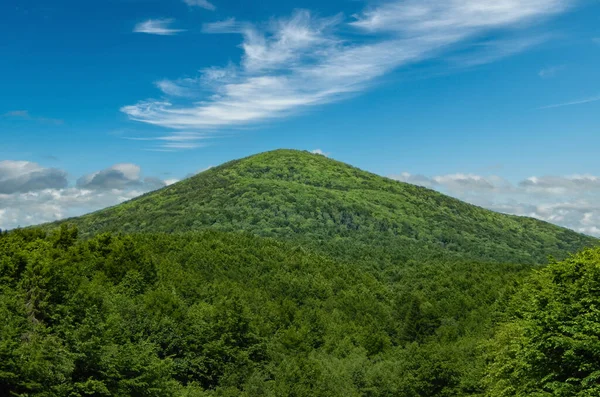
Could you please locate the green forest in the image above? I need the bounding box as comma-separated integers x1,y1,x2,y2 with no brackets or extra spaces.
2,150,599,396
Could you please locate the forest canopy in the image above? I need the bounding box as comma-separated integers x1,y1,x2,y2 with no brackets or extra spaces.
1,226,531,396
485,248,600,397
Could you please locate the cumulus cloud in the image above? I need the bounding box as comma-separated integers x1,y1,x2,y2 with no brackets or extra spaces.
392,172,438,188
0,188,147,230
134,19,185,35
519,175,600,193
392,171,600,236
76,163,166,191
433,174,502,191
310,149,329,156
122,0,572,142
0,161,68,194
0,162,170,230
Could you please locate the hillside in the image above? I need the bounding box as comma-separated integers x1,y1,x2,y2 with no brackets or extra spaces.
1,226,529,396
56,149,596,264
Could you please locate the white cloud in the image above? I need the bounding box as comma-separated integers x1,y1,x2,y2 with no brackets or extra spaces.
77,163,144,190
539,94,600,109
310,149,329,156
134,19,185,36
432,173,507,191
391,172,438,188
127,132,209,151
0,162,172,230
2,110,64,125
448,35,549,67
538,65,565,78
202,18,244,34
350,0,568,33
184,165,213,179
391,171,600,236
183,0,215,11
3,110,30,118
122,0,572,136
155,80,197,97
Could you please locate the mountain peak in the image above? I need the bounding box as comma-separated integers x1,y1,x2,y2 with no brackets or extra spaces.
53,150,596,264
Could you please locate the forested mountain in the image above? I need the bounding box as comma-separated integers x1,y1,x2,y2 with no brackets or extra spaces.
54,149,595,265
3,150,599,396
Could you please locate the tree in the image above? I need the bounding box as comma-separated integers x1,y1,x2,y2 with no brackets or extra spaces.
486,248,600,397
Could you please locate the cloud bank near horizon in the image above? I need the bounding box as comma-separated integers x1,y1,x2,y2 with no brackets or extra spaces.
0,161,174,230
392,171,600,236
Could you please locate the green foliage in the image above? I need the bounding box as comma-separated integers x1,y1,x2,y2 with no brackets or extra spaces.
7,150,597,395
50,150,596,265
1,228,528,395
485,248,600,396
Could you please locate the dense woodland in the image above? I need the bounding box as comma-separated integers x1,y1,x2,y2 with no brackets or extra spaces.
2,150,599,396
55,150,595,265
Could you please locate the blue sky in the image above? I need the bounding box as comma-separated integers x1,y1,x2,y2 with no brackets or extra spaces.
1,0,599,233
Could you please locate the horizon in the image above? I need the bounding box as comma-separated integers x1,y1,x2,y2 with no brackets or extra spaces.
1,0,599,235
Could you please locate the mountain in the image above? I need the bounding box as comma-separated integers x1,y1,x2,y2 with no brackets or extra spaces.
8,149,599,396
57,149,595,264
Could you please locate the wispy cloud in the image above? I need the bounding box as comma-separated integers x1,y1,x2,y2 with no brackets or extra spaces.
2,110,64,125
449,35,550,67
350,0,569,32
127,132,210,151
123,0,575,136
134,19,185,36
202,18,245,34
539,94,600,109
155,80,198,97
593,38,600,45
538,65,565,78
4,110,29,118
183,0,215,11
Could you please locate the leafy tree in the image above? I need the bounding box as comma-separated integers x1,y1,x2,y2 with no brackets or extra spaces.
485,248,600,396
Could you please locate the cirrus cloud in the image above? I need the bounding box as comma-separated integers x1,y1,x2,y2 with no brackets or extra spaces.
123,0,575,144
134,19,185,36
183,0,215,11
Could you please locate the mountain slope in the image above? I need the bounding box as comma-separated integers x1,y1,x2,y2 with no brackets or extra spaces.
56,149,596,264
